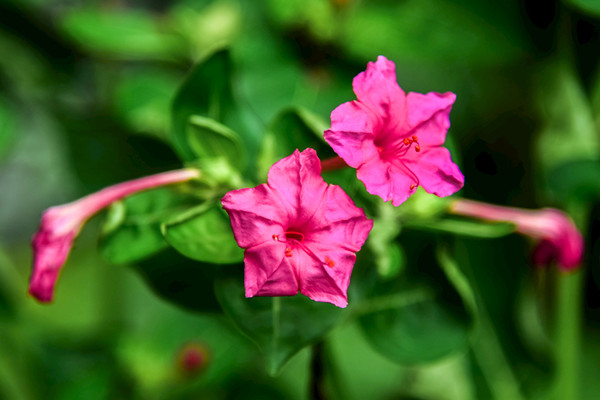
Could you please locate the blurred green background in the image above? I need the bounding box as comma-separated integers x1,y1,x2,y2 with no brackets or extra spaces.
2,0,600,399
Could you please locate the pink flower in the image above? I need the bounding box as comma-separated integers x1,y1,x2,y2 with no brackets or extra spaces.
221,148,373,308
324,56,464,206
29,168,200,303
450,199,584,270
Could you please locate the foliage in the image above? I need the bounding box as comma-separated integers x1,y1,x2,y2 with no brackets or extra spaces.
2,1,600,399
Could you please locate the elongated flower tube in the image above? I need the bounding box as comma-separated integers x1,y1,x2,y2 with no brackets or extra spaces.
324,56,464,206
29,168,200,303
450,199,583,270
222,148,373,308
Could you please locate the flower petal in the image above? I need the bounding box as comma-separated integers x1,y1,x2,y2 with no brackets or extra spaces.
325,101,379,168
304,185,373,251
267,148,328,227
244,241,298,297
294,246,355,308
352,56,407,130
534,209,583,269
406,147,464,197
355,158,417,206
222,184,286,249
29,229,76,302
389,164,420,206
406,91,456,147
356,158,393,202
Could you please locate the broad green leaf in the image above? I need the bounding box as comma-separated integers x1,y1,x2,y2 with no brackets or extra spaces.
215,277,344,375
358,291,469,365
270,0,525,67
267,0,338,41
258,107,328,179
564,0,600,16
59,9,184,60
452,235,552,396
592,63,600,126
358,232,472,365
100,186,200,264
268,0,526,66
327,322,476,400
0,98,16,160
187,115,245,168
171,49,233,161
545,160,600,204
171,0,242,60
117,311,252,397
133,249,222,313
112,69,179,139
162,203,243,264
535,62,599,172
404,218,515,238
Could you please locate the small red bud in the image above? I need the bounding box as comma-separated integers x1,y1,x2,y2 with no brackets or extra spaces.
177,343,209,376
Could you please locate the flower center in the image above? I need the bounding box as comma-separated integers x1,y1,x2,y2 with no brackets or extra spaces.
284,231,304,242
376,135,421,191
272,231,335,267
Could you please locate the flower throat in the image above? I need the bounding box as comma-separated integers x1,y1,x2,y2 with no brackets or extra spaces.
272,231,335,267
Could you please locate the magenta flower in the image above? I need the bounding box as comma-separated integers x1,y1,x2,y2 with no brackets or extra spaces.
221,148,373,308
29,168,200,303
450,199,584,270
324,56,464,206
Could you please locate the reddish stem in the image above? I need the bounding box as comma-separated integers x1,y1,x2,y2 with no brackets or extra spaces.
320,156,348,172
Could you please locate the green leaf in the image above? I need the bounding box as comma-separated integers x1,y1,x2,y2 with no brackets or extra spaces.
267,0,338,41
535,62,599,172
187,115,245,168
162,203,243,264
171,0,242,59
117,311,252,397
357,233,472,365
358,293,469,365
0,97,17,160
545,160,600,204
171,49,234,161
58,9,184,60
112,69,179,139
404,218,516,238
132,249,222,313
341,0,526,67
258,107,328,180
215,277,344,375
564,0,600,16
100,186,200,264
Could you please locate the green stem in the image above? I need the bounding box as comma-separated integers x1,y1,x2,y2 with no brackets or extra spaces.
309,342,328,400
439,247,525,400
470,312,526,400
272,296,281,351
554,269,583,400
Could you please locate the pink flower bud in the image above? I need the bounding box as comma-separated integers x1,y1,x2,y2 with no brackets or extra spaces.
450,199,584,270
29,169,200,303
